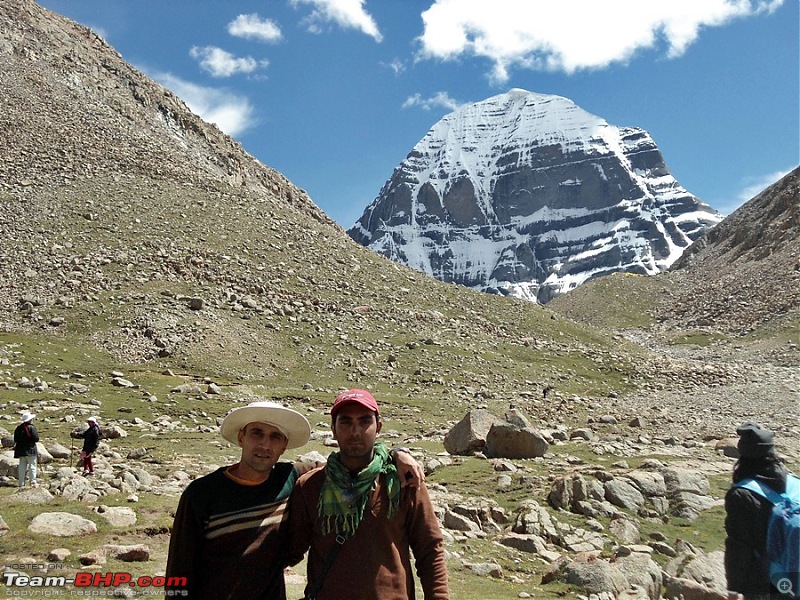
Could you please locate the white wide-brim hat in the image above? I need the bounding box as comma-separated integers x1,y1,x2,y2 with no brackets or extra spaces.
21,412,35,423
220,401,311,449
87,416,99,423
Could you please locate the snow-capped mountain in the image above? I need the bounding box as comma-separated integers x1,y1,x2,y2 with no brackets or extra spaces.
348,89,722,303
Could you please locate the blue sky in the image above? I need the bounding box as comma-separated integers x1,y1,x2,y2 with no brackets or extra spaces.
39,0,798,227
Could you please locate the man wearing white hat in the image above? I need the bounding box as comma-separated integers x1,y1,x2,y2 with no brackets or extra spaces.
13,412,39,488
165,400,422,600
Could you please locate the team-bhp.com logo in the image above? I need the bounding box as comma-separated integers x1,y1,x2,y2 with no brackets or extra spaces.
3,571,188,596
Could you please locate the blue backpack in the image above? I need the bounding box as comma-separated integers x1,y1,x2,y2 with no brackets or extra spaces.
735,474,800,597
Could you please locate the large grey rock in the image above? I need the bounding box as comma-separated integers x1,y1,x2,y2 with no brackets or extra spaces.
29,512,97,536
512,500,559,540
608,517,640,544
443,510,481,533
543,554,629,595
625,470,667,497
46,443,72,459
497,532,547,554
0,455,18,477
8,487,54,504
35,443,55,464
485,422,549,459
604,478,646,510
615,552,663,600
444,409,499,455
665,545,726,594
100,544,150,562
97,506,137,527
662,468,715,519
662,574,727,600
548,473,604,512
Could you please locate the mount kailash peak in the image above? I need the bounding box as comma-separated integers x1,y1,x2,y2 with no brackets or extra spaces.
348,89,723,303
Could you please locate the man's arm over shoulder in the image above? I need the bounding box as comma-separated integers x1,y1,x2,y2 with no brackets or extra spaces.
286,466,324,567
406,481,449,600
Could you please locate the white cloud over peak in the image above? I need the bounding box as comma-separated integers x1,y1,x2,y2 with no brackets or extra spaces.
228,14,283,43
291,0,382,42
190,46,268,78
155,72,256,137
735,168,793,204
403,92,463,112
417,0,784,83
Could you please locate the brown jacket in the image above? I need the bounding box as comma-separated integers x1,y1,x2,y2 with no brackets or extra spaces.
287,466,449,600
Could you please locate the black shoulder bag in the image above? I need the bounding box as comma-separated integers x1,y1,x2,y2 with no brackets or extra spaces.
301,533,348,600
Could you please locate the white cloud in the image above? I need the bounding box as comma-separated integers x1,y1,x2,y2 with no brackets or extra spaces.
735,168,794,204
382,59,406,75
291,0,382,42
403,92,463,111
190,46,268,78
417,0,784,83
228,14,283,43
154,72,257,137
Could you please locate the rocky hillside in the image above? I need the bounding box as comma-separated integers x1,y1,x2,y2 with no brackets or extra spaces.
662,167,800,336
0,0,662,396
550,167,799,348
0,0,330,224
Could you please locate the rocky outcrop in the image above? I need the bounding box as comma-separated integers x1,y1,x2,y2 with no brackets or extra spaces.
445,408,549,458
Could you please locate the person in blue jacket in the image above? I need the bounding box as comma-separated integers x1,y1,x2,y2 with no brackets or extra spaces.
724,422,792,599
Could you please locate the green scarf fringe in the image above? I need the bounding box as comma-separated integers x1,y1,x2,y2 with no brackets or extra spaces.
318,442,401,538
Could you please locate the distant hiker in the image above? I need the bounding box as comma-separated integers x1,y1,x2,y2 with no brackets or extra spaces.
71,416,101,476
725,422,799,599
165,400,423,600
287,389,449,600
13,412,39,488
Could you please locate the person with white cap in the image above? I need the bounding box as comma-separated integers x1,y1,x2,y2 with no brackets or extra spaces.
70,416,101,476
13,412,39,488
164,400,423,600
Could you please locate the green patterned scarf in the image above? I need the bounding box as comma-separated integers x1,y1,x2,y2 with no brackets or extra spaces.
318,442,401,538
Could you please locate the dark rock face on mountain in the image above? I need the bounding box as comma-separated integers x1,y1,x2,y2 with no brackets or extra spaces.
349,89,722,303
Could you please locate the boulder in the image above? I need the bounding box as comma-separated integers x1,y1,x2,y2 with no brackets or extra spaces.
485,422,549,459
29,513,97,536
46,443,72,459
604,478,646,510
665,544,726,594
662,468,715,519
543,553,629,595
663,574,727,600
444,409,499,455
100,544,150,562
497,532,547,555
8,487,54,504
614,552,663,600
512,500,559,540
96,506,137,527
